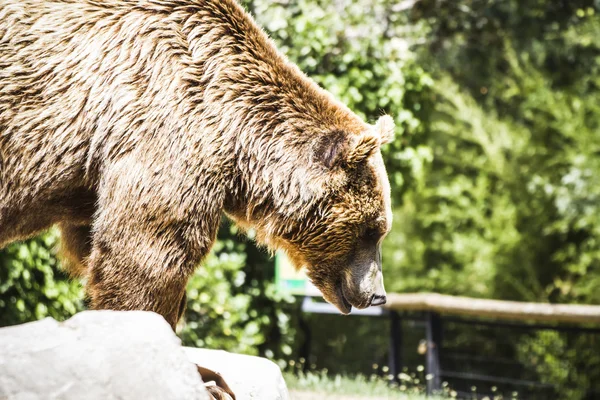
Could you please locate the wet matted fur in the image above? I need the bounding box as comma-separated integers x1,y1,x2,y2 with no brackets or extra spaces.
0,0,395,327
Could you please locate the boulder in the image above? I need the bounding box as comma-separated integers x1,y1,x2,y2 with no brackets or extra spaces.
0,310,209,400
0,311,289,400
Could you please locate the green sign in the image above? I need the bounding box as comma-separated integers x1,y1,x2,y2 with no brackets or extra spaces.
274,251,320,296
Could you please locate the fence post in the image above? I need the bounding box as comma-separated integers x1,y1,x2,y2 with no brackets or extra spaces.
388,311,402,383
426,311,442,396
298,301,311,372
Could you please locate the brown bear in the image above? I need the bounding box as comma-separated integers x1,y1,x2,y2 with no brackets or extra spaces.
0,0,393,330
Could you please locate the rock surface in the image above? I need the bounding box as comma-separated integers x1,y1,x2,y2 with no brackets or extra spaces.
0,310,209,400
0,310,289,400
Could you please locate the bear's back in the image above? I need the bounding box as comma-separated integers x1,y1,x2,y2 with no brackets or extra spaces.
0,0,199,188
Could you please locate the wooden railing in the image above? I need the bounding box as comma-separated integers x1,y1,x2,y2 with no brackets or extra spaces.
384,292,600,324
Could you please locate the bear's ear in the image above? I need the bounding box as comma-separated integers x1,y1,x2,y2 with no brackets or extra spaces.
376,115,395,144
346,116,395,164
315,121,393,169
346,131,381,165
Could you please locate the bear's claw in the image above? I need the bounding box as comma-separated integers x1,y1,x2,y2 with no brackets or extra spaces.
197,365,236,400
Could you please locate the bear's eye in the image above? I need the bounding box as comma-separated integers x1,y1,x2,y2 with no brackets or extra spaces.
364,228,380,243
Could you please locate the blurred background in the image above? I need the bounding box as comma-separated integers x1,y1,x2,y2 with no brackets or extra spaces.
2,0,600,398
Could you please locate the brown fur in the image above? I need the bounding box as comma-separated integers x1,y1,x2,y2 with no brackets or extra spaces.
0,0,394,327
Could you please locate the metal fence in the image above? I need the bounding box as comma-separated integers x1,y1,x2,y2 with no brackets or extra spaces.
301,293,600,400
387,311,600,399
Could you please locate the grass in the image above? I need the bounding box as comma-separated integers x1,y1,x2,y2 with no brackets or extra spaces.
284,370,439,399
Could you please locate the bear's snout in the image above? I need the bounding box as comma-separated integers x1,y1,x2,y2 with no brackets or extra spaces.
368,268,387,307
370,293,387,306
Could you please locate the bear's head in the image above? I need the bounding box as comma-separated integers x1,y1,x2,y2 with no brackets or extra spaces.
289,115,394,313
225,114,395,314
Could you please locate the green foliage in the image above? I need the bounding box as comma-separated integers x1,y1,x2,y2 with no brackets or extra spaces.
0,230,83,327
383,0,600,306
516,331,599,400
381,2,600,397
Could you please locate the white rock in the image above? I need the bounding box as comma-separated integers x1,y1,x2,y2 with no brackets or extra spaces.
184,347,289,400
0,310,289,400
0,310,209,400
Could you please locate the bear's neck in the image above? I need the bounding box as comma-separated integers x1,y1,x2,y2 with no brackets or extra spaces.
173,0,366,244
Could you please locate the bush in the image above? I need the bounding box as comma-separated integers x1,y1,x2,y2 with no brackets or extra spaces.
0,230,83,327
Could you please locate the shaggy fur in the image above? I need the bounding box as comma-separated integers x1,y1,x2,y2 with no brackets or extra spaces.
0,0,394,328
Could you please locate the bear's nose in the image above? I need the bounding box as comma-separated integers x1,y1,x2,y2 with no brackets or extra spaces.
370,294,387,306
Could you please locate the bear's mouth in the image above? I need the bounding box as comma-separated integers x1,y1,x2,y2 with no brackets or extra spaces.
341,292,352,314
309,274,353,314
336,283,352,314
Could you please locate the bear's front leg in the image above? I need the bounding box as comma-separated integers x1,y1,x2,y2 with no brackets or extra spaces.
87,201,210,328
87,215,237,399
87,233,192,329
87,155,222,328
87,156,234,399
